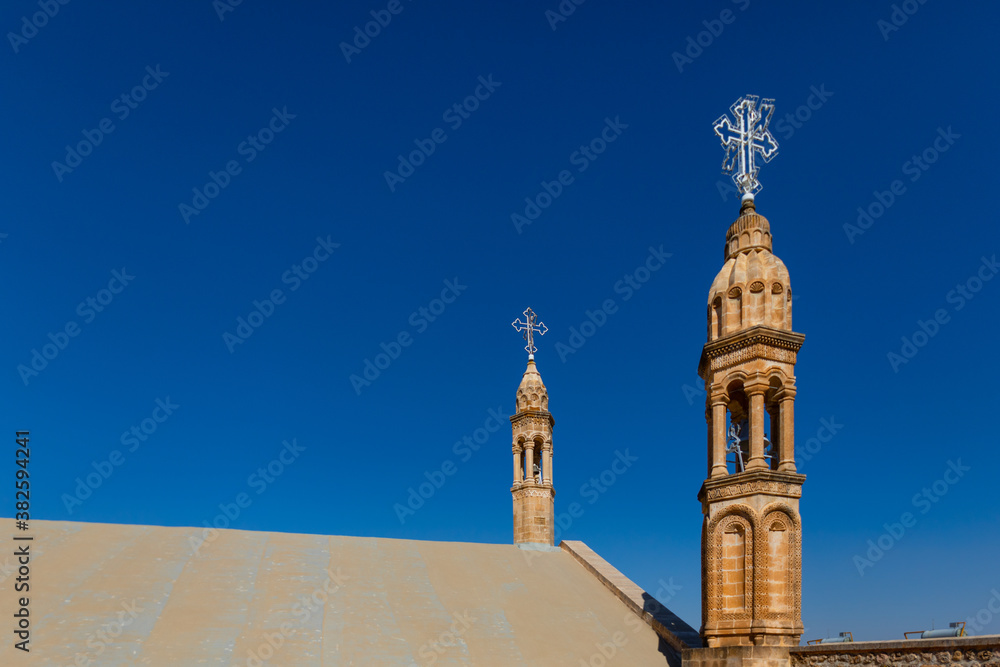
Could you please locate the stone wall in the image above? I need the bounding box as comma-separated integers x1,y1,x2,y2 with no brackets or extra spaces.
790,635,1000,667
684,644,792,667
512,487,553,545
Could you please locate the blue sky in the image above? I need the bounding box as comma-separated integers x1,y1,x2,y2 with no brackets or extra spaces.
2,0,998,644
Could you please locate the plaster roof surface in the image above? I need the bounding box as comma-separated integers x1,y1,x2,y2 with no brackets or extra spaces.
0,519,677,666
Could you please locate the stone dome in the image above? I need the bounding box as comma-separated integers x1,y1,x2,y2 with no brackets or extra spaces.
515,360,549,412
706,199,792,340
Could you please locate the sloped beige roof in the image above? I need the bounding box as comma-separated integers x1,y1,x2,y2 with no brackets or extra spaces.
0,519,688,665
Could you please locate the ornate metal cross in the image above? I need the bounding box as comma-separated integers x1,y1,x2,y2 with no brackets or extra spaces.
512,307,547,359
713,95,779,197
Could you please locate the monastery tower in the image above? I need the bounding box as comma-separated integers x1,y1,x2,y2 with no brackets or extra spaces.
697,195,806,647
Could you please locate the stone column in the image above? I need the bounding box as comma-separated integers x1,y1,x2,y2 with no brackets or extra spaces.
746,385,767,470
777,388,796,472
513,444,522,484
543,443,552,486
711,398,728,478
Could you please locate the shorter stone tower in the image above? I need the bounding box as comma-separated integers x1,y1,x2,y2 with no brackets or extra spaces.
510,358,555,546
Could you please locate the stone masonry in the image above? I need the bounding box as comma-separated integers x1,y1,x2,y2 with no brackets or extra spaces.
510,359,556,546
696,197,806,649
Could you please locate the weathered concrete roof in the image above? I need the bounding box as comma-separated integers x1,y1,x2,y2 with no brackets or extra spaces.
0,519,691,665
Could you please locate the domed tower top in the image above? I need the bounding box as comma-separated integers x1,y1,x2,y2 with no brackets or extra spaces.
515,359,549,412
706,197,793,341
724,196,772,259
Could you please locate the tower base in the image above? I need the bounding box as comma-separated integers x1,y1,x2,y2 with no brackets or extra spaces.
684,644,792,667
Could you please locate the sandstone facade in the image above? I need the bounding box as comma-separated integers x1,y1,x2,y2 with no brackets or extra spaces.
697,197,806,649
510,359,556,546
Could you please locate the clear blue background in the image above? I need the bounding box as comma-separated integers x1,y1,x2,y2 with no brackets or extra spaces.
2,0,998,643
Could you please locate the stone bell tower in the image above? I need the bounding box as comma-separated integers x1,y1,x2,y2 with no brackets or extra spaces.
510,308,555,547
696,195,806,648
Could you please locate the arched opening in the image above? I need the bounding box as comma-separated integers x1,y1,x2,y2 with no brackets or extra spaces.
529,437,543,483
770,282,785,328
748,281,765,326
712,297,723,339
725,381,749,474
726,286,743,334
766,377,783,470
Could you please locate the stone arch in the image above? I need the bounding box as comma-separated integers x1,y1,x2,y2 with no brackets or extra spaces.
770,282,785,328
726,286,743,333
747,280,766,326
706,506,759,621
758,504,801,621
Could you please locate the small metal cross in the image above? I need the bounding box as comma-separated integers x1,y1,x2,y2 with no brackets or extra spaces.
512,307,547,359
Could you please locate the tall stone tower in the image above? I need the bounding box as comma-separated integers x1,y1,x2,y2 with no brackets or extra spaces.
510,358,555,546
696,196,806,648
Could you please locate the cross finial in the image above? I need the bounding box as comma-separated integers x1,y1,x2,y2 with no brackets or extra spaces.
512,307,547,360
713,95,779,199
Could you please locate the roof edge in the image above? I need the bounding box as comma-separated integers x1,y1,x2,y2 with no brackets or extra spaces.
560,540,703,653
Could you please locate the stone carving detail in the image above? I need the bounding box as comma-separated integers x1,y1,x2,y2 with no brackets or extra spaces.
757,504,801,621
750,281,765,293
704,503,803,636
729,286,742,298
705,480,803,501
707,511,755,622
710,343,797,371
512,487,552,500
772,282,783,294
